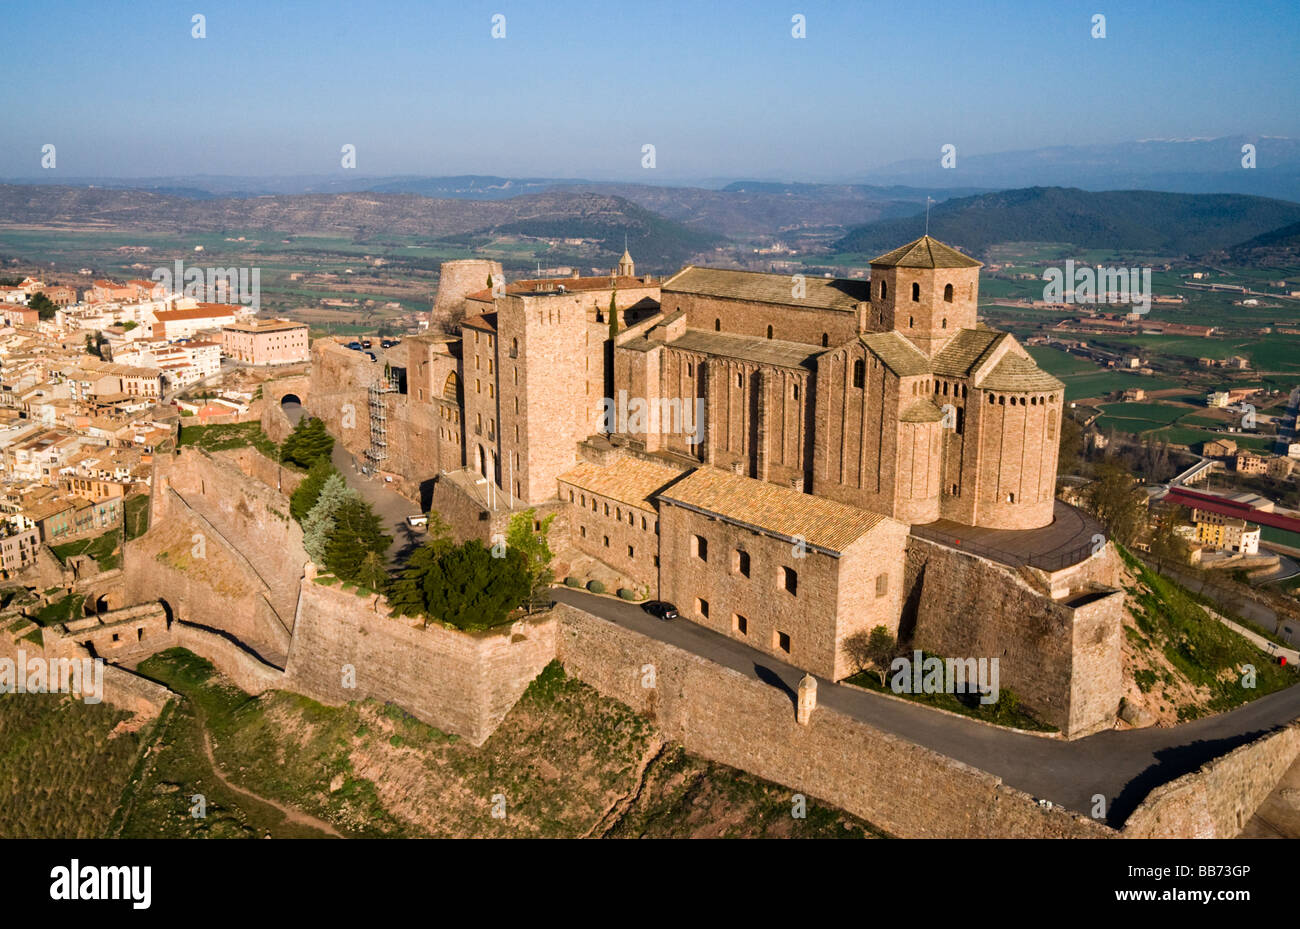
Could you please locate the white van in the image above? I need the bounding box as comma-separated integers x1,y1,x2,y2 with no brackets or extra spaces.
406,514,428,528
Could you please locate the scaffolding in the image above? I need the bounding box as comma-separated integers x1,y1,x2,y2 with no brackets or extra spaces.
364,366,398,467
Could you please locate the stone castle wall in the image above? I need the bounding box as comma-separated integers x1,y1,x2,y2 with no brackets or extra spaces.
1123,722,1300,838
283,576,557,745
902,537,1124,738
125,449,307,657
552,603,1114,838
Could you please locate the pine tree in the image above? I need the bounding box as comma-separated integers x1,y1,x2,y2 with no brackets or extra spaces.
608,291,619,340
301,474,352,565
290,459,336,521
280,416,335,469
324,496,391,584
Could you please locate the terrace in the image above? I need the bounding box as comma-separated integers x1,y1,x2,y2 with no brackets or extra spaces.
911,500,1105,573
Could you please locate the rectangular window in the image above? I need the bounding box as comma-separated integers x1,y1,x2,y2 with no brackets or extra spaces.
734,614,748,636
693,534,708,561
733,549,750,577
781,566,797,595
775,630,790,653
627,545,634,558
875,573,889,597
696,598,709,619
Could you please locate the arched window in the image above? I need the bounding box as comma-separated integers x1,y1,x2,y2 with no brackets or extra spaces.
510,337,518,358
944,283,953,303
941,318,947,329
715,318,721,331
766,325,773,339
908,316,914,328
881,280,888,301
911,282,920,302
821,332,829,347
852,359,865,389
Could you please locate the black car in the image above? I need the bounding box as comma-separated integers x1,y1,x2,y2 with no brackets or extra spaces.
643,600,679,621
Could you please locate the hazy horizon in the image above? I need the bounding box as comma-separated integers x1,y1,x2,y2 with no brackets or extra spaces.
3,0,1298,181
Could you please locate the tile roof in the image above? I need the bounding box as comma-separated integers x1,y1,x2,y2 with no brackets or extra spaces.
669,329,821,370
558,458,684,513
870,235,982,269
662,267,871,311
899,399,946,423
930,327,1005,378
860,331,930,377
657,466,889,555
976,353,1065,393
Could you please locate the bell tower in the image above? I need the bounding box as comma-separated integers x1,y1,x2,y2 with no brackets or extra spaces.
868,235,981,356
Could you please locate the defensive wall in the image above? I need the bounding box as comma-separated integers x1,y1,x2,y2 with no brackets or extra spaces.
902,537,1124,739
282,566,558,746
124,448,306,658
550,603,1114,838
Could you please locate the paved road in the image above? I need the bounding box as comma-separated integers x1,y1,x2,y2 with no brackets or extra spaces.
553,587,1300,828
281,401,424,566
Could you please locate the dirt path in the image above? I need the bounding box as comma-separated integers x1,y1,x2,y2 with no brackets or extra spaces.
201,730,343,838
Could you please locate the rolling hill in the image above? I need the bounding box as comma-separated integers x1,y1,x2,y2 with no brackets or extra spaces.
834,187,1300,258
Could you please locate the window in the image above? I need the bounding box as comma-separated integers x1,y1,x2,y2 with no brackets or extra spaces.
604,502,610,516
1007,492,1015,503
603,535,610,547
792,383,799,400
569,490,574,502
628,544,634,558
876,573,889,597
766,325,773,339
715,318,721,331
821,332,829,347
693,535,708,561
775,630,791,653
908,316,914,328
734,614,748,636
580,526,587,538
641,516,647,530
781,566,798,595
736,372,743,388
733,549,750,577
911,282,920,302
944,283,954,303
941,318,947,329
956,408,964,434
852,359,865,389
696,598,710,619
880,280,887,300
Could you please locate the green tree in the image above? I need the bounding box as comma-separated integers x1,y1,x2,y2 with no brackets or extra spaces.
1084,460,1148,550
506,508,555,613
356,550,388,592
323,496,391,584
842,625,898,684
387,538,529,631
608,291,619,340
1058,414,1083,474
290,458,336,521
302,474,351,564
1148,503,1192,567
280,416,334,469
28,292,57,320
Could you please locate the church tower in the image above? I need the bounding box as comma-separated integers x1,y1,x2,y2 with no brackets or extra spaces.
617,244,635,277
868,235,981,356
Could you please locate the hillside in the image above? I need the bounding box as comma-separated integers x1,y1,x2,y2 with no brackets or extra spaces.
0,185,717,270
834,187,1300,258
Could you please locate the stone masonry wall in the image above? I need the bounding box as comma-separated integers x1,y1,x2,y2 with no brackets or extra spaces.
553,603,1114,838
1123,722,1300,838
902,537,1124,738
283,576,557,745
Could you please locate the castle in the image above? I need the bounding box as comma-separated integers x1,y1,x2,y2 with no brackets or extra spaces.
308,236,1122,731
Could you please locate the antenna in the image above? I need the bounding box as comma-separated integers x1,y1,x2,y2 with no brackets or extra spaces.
925,197,935,235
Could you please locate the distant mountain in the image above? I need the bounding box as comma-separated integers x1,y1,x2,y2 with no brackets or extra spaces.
0,185,717,271
834,187,1300,258
1220,220,1300,265
367,175,574,200
861,137,1300,203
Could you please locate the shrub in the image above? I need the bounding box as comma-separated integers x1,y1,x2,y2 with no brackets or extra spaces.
586,580,606,594
564,577,582,588
617,588,638,601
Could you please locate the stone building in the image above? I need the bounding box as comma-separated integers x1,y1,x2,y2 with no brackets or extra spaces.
308,237,1118,730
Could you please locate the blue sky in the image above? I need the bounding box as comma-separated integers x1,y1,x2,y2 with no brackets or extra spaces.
1,0,1297,180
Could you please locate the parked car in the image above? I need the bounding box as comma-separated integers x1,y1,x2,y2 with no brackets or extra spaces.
643,600,679,621
345,341,363,350
406,514,428,528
